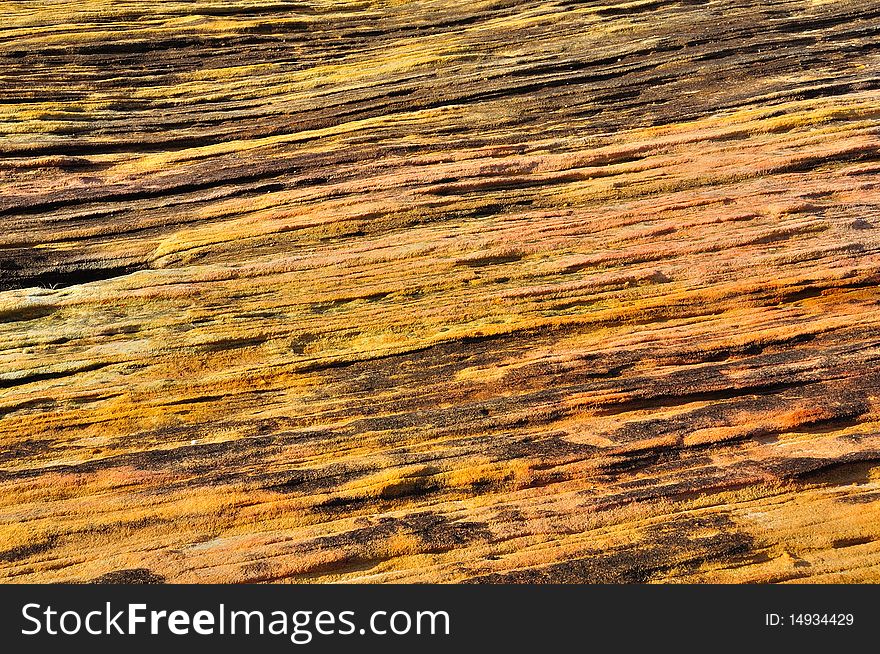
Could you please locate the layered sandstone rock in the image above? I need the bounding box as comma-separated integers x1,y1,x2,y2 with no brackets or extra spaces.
1,0,879,583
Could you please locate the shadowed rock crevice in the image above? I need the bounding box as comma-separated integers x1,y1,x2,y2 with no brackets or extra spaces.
89,569,166,584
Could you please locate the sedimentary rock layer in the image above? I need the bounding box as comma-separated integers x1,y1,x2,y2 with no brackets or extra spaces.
1,0,879,583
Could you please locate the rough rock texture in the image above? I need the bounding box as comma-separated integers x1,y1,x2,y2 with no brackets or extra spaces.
1,0,880,583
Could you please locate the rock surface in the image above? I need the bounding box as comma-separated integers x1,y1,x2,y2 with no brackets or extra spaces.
1,0,879,583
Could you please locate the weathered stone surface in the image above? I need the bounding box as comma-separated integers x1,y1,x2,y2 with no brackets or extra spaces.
1,0,879,583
